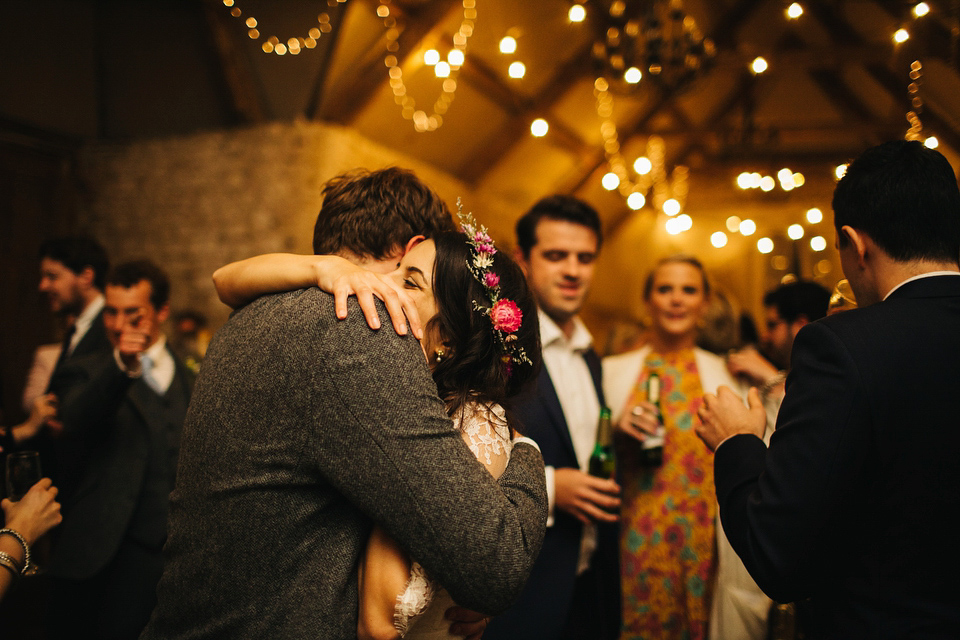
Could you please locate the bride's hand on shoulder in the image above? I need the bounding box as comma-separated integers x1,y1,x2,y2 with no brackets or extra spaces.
212,253,422,339
314,256,423,340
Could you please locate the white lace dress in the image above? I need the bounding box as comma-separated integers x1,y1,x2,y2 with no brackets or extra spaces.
392,402,513,639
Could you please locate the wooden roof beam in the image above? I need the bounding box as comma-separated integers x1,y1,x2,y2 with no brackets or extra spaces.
319,0,460,124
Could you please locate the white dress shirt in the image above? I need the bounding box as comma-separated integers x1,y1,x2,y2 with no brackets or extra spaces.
114,335,175,394
69,294,104,355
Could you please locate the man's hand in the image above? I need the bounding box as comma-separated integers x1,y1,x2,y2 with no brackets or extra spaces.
12,393,62,442
446,606,490,640
117,313,153,369
615,401,661,445
726,346,780,386
696,386,766,452
554,468,620,524
313,257,423,340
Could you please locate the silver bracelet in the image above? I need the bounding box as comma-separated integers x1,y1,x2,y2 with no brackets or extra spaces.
0,550,23,576
0,528,30,575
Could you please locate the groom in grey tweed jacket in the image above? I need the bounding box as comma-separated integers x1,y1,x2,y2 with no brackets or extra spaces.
141,169,548,638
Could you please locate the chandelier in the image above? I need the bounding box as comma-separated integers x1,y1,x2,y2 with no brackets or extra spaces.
589,0,715,94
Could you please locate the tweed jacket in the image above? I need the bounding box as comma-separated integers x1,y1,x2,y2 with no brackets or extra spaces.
142,288,548,639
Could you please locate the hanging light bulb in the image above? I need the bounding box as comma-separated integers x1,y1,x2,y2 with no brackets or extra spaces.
711,231,728,248
626,192,646,210
569,4,586,23
530,118,549,137
602,172,620,190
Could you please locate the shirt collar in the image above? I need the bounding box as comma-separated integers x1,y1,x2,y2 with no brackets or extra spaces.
538,308,593,352
72,294,105,347
144,334,168,362
883,271,960,300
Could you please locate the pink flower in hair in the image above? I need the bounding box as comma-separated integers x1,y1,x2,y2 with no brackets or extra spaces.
484,272,501,288
490,299,523,334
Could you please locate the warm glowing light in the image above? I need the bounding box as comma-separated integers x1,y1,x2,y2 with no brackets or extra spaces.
711,231,728,248
434,61,451,78
627,192,646,210
757,237,774,254
787,224,805,240
810,236,827,252
663,199,682,216
760,176,776,192
740,219,757,236
751,56,768,74
676,214,692,231
807,208,823,224
726,216,741,232
569,4,586,22
749,172,762,188
508,61,526,78
914,2,930,17
835,164,848,180
602,172,620,190
499,36,517,54
275,43,287,55
634,157,652,175
424,49,440,65
448,49,465,67
737,172,752,189
530,118,549,137
624,67,642,84
793,172,805,187
894,29,910,44
787,2,803,19
778,168,796,190
665,217,684,235
925,136,939,149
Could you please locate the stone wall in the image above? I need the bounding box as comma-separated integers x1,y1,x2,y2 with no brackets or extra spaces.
77,120,524,330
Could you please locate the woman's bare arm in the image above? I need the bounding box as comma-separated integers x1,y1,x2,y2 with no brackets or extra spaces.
212,253,422,338
358,525,411,640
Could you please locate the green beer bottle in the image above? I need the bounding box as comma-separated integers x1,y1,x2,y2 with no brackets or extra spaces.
588,407,616,479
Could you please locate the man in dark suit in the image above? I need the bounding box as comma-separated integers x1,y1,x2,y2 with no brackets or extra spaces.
141,168,548,639
39,235,112,376
486,196,621,640
697,140,960,639
46,260,193,640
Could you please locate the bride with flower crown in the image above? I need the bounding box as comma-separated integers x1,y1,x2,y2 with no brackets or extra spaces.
213,215,542,639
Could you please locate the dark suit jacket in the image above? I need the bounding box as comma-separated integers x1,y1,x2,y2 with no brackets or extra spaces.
141,290,548,639
48,308,111,384
715,275,960,639
487,348,620,640
47,346,193,581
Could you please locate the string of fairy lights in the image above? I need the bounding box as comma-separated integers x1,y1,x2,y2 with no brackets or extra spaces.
222,0,948,266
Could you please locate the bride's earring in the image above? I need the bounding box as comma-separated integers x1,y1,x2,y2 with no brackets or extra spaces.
434,348,445,363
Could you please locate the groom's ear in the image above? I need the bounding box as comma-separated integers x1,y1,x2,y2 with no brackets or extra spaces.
402,235,426,256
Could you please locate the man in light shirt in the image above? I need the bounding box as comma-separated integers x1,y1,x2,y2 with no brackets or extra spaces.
697,140,960,639
46,260,194,640
486,195,621,640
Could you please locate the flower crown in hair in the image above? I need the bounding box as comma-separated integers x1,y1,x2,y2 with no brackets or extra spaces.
457,199,532,372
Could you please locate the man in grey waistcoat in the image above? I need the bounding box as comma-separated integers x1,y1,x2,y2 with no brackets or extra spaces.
141,168,548,639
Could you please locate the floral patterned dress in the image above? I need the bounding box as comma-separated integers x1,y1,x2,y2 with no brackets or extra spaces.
618,349,716,640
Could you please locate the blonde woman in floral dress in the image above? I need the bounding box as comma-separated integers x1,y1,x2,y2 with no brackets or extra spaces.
603,256,770,640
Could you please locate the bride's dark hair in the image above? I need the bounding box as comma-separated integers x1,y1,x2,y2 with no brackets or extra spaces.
428,230,541,416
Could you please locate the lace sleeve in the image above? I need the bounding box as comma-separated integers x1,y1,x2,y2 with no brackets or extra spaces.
457,402,513,479
393,562,436,637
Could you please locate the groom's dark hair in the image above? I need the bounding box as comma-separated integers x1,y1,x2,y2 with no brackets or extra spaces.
312,167,455,259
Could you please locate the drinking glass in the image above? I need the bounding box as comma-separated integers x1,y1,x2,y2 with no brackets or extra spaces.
828,279,857,315
5,450,42,501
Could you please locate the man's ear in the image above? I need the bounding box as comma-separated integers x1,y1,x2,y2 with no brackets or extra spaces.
156,303,171,326
402,235,426,256
512,247,529,277
78,266,96,290
841,225,869,267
